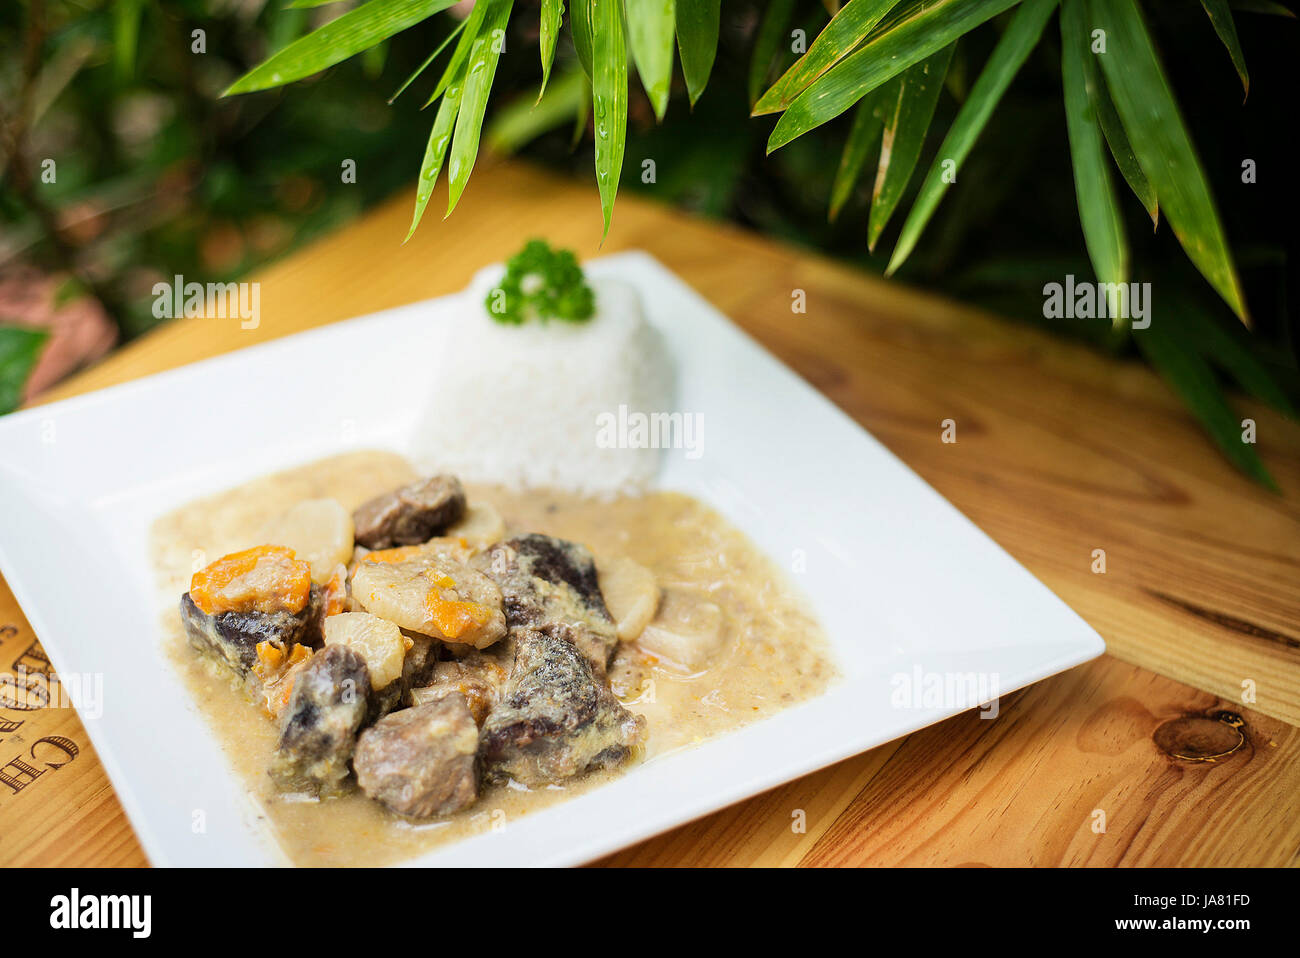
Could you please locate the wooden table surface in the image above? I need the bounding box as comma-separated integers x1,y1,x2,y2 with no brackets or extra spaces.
3,161,1298,867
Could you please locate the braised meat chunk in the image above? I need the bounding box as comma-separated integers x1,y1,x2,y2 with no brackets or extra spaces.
476,534,619,674
481,630,645,787
181,545,323,678
412,650,510,725
354,695,479,818
169,471,708,839
402,633,439,689
352,475,467,550
180,586,321,678
269,645,369,796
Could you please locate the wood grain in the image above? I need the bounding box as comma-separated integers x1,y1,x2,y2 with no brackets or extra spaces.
798,656,1300,868
597,655,1300,867
0,589,148,867
5,159,1297,867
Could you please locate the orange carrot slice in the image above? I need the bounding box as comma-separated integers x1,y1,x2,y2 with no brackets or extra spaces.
190,545,311,615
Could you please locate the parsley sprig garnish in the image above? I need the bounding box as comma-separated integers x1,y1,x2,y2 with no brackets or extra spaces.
485,239,595,325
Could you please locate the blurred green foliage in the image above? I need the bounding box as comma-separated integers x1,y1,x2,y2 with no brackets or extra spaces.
1,0,439,346
0,325,48,412
1,1,1296,486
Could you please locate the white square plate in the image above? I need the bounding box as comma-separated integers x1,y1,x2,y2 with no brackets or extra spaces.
0,252,1103,866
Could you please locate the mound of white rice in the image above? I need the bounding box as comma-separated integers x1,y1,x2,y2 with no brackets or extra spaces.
411,264,675,494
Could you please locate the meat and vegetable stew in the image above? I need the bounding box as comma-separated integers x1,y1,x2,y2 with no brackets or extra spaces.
154,450,835,865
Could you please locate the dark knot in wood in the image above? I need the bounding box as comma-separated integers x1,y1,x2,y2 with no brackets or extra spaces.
1153,711,1247,762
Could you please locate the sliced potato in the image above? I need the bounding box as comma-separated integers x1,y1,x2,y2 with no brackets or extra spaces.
597,556,660,642
360,536,477,566
637,589,725,671
351,553,506,649
323,611,407,690
261,498,355,584
446,502,506,548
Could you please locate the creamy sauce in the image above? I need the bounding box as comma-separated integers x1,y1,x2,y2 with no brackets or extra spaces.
152,451,836,865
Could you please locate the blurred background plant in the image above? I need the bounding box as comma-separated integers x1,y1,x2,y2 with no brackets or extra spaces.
1,0,1296,485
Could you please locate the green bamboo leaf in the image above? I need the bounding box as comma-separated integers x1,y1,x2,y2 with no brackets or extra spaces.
539,0,563,99
1135,324,1277,489
268,5,308,52
748,0,799,107
1061,0,1127,318
1172,293,1297,417
829,91,886,221
867,44,953,251
1089,68,1158,227
1200,0,1250,96
362,38,389,77
592,0,629,238
225,0,457,95
767,0,1021,153
389,17,466,104
0,326,48,416
1088,0,1248,322
676,0,720,106
945,42,969,101
571,72,592,149
30,37,97,125
1229,0,1295,16
287,0,348,8
627,0,676,120
886,0,1056,275
753,0,903,115
113,0,145,84
446,0,515,215
488,66,588,153
428,0,491,103
405,73,465,241
572,0,595,80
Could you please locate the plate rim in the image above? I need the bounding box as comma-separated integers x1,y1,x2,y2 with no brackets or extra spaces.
0,250,1106,867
